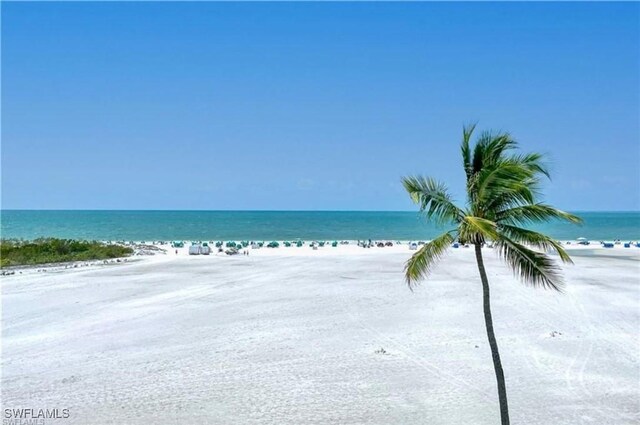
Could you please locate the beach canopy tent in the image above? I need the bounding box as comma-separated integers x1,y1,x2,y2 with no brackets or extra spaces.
267,241,280,248
332,241,338,247
171,241,184,248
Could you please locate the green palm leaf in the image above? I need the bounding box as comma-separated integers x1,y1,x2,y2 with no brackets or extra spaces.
460,215,499,244
497,203,582,226
474,163,541,212
471,131,517,175
402,176,464,225
405,232,454,289
494,235,564,291
461,122,477,179
498,224,573,263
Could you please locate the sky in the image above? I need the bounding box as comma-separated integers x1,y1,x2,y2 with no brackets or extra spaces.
2,2,639,211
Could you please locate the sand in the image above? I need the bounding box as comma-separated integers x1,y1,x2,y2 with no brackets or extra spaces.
1,245,639,424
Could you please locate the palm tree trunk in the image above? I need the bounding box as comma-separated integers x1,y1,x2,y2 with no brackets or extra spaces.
474,243,510,425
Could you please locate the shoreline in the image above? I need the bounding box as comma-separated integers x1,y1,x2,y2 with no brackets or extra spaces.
2,240,638,277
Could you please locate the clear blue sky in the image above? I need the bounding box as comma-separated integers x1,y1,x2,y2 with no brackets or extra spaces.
2,2,639,211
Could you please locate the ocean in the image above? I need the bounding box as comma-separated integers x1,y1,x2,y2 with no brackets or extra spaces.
1,210,638,241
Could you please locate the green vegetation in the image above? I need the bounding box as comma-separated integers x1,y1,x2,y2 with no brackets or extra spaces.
402,124,581,425
0,238,133,268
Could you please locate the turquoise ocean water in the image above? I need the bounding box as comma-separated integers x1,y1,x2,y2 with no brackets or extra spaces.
1,211,638,241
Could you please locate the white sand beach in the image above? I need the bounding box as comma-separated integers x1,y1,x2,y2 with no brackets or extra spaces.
2,245,639,424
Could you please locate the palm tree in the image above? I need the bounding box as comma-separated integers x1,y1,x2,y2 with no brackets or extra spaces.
402,124,582,425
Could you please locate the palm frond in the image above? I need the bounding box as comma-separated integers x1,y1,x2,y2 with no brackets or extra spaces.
498,224,573,263
494,235,564,291
459,215,499,244
471,131,517,175
405,232,455,289
402,176,464,225
497,204,583,226
509,152,550,179
473,162,542,212
461,123,477,179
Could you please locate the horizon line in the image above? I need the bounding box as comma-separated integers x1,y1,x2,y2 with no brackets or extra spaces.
2,209,639,214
